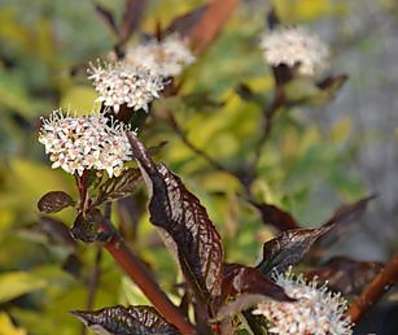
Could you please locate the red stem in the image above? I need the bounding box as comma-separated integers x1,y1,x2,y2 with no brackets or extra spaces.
104,235,197,335
348,254,398,323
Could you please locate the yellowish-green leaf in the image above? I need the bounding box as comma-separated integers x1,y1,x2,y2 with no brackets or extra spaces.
0,272,46,304
0,313,27,335
273,0,344,22
8,159,70,211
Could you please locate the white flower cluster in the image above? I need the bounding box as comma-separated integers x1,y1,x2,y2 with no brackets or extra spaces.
125,34,196,77
260,27,330,77
39,110,132,177
88,61,164,113
252,269,353,335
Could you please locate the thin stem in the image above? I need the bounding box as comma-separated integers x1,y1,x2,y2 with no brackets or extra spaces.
348,254,398,323
103,233,197,335
251,87,285,168
80,247,102,335
167,112,232,175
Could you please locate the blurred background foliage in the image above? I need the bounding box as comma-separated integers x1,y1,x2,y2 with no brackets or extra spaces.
0,0,397,334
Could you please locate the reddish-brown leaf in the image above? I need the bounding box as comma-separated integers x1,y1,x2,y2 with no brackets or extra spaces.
38,216,76,249
313,195,376,253
317,74,349,91
94,4,119,36
222,264,293,302
128,133,224,306
120,0,147,43
95,168,142,205
305,256,383,295
164,5,208,38
189,0,239,54
71,305,179,335
257,225,334,275
324,195,375,227
257,196,376,275
250,201,300,231
37,191,74,213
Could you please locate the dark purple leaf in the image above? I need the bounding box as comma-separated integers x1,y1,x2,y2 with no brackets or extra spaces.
305,256,383,295
257,225,334,275
62,254,82,279
95,168,142,205
250,201,300,231
94,4,119,36
324,194,375,227
128,132,224,307
267,7,281,30
37,191,74,213
257,196,376,275
222,264,293,302
71,305,179,335
164,5,208,38
312,195,376,255
117,195,145,241
71,209,104,243
38,216,76,249
120,0,147,43
317,74,348,91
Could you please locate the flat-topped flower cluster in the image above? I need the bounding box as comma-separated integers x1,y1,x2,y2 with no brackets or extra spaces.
88,61,165,114
39,110,132,177
252,269,353,335
260,26,330,77
125,34,196,77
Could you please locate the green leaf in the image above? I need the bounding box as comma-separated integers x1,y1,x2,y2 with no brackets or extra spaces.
0,313,27,335
0,272,46,303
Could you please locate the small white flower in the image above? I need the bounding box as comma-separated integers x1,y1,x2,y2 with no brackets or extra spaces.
260,27,330,76
39,110,133,177
252,269,353,335
88,61,164,113
125,34,196,77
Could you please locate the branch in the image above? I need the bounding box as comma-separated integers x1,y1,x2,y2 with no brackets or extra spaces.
167,111,232,175
348,254,398,323
251,86,285,169
103,231,197,335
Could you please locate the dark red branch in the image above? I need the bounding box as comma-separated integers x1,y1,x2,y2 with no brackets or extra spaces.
348,254,398,323
103,234,197,335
